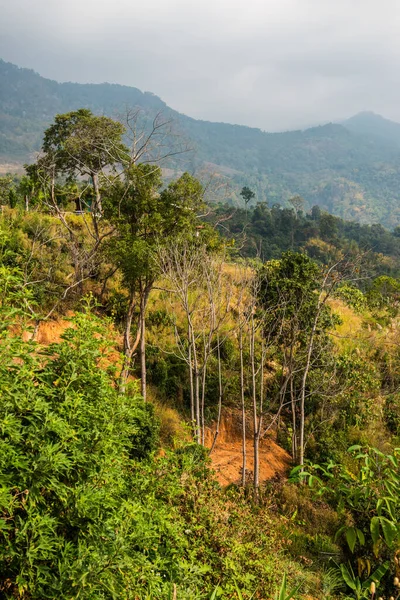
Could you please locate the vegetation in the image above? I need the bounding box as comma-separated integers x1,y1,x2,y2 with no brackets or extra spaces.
4,107,400,599
208,201,400,276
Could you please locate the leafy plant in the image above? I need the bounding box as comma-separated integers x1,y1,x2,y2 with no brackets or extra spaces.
274,574,302,600
339,561,388,599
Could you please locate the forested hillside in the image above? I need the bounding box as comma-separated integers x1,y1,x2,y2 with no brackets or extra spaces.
5,60,400,227
209,201,400,273
343,111,400,147
4,108,400,598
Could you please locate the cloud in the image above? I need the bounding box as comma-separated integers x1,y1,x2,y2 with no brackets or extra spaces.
1,0,400,130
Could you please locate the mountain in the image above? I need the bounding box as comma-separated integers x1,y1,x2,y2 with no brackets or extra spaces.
0,59,167,162
342,111,400,147
3,60,400,228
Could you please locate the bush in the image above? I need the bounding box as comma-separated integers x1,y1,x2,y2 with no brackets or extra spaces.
335,284,366,313
0,306,162,598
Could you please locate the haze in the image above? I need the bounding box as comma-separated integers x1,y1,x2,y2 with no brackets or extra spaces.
1,0,400,131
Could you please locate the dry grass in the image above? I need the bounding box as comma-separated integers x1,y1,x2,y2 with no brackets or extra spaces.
146,386,191,446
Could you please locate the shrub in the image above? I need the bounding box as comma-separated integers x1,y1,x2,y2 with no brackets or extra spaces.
0,303,163,598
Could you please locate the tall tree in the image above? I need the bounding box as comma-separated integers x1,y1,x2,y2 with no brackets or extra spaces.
260,252,338,465
240,186,255,209
108,167,205,397
42,108,127,222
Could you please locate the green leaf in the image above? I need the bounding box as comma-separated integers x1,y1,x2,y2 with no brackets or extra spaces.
210,585,221,600
285,581,302,600
370,517,380,545
347,445,362,452
356,528,365,546
340,564,357,591
380,517,397,547
345,527,357,553
278,573,287,600
233,579,244,600
364,561,390,589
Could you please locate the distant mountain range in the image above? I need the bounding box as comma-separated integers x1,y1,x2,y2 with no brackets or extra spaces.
2,59,400,228
341,111,400,147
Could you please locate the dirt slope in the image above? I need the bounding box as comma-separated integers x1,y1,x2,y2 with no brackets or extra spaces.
205,412,291,485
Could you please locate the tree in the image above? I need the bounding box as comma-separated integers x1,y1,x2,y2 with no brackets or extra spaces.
19,111,130,334
240,187,255,223
42,108,127,220
260,252,341,466
17,174,36,211
240,186,255,209
108,168,206,398
288,195,304,218
367,275,400,316
156,237,231,443
0,175,14,206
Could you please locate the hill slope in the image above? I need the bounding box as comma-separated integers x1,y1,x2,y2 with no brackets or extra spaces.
342,111,400,147
4,60,400,227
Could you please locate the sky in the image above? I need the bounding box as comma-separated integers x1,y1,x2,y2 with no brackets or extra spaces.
1,0,400,132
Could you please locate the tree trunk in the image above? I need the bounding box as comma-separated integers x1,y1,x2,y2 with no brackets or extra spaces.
119,289,142,394
119,290,136,393
239,326,247,487
200,342,209,446
90,171,101,241
140,309,146,400
210,335,223,454
290,374,297,463
188,327,195,424
254,338,265,503
187,319,201,443
91,171,102,216
139,284,152,401
50,172,56,207
250,314,259,501
185,307,197,438
287,340,297,463
193,349,200,444
299,303,322,468
30,319,41,341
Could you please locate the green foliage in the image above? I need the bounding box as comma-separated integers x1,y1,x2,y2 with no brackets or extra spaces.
275,574,302,600
260,251,332,333
42,109,128,176
240,186,255,208
0,274,314,598
292,446,400,593
0,175,14,204
0,208,80,312
106,164,206,291
0,301,161,597
5,82,400,597
338,561,389,599
335,285,367,313
366,275,400,316
335,352,380,427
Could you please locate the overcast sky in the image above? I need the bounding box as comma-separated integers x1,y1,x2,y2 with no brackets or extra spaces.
1,0,400,131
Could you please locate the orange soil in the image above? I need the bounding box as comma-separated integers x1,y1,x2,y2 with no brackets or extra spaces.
205,412,291,485
21,314,74,344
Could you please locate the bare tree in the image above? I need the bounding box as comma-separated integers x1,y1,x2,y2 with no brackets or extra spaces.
156,240,234,443
156,240,204,439
121,108,192,168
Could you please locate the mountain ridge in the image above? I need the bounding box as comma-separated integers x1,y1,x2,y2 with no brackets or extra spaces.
3,59,400,228
342,110,400,147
